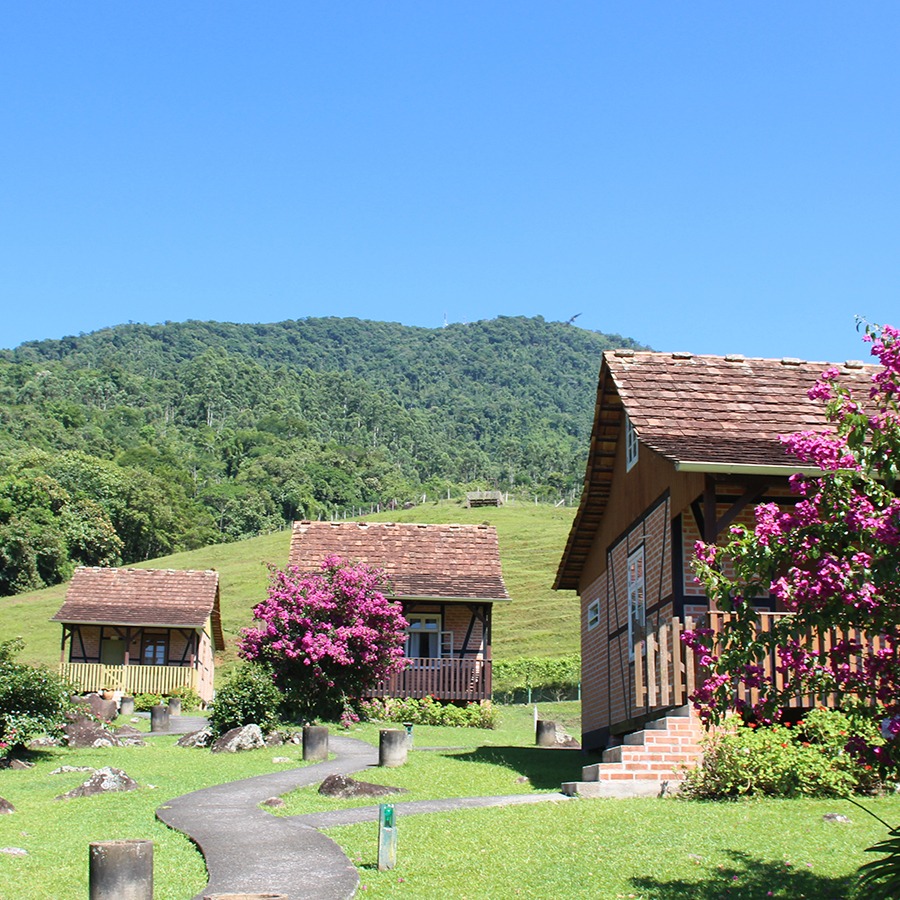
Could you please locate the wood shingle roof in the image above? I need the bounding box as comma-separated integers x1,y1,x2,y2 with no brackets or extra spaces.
52,567,224,648
607,351,878,467
289,521,509,602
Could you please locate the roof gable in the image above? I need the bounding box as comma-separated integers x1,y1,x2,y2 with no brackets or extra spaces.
52,567,224,648
289,521,509,601
555,350,878,591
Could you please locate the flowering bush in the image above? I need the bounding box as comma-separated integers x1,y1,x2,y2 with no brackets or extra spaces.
360,695,499,729
682,709,883,799
685,323,900,776
239,556,408,721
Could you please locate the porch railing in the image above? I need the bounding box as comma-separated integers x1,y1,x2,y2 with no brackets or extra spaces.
371,658,491,701
60,663,198,697
635,611,887,712
634,616,697,711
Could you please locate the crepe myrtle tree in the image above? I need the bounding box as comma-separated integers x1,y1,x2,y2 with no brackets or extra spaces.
684,323,900,774
239,555,408,721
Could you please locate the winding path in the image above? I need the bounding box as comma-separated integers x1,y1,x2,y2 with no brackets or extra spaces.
156,736,571,900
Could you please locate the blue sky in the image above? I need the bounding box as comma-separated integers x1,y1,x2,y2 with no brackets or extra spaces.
3,3,898,362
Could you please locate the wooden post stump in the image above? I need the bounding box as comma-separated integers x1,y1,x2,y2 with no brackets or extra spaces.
379,729,408,767
89,840,153,900
536,720,557,747
302,725,329,761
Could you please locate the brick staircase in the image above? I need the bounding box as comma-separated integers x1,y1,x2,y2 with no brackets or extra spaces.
561,709,704,798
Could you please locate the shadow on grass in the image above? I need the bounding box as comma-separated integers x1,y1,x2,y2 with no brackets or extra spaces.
444,745,592,790
631,849,854,899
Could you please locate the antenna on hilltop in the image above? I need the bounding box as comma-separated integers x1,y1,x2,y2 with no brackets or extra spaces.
443,313,448,328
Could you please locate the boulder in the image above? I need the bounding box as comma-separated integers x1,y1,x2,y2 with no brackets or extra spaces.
317,774,407,799
211,724,266,753
0,797,16,814
261,797,286,808
63,714,123,749
5,759,34,770
55,767,139,800
176,727,214,748
74,693,119,722
50,766,96,775
0,847,27,856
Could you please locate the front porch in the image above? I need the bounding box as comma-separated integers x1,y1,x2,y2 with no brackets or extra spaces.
372,657,492,701
60,662,199,698
633,611,880,718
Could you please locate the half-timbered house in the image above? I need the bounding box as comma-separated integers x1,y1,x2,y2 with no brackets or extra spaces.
52,567,223,704
553,350,876,792
289,521,509,702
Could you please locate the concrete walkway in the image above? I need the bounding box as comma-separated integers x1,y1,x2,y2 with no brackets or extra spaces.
157,736,572,900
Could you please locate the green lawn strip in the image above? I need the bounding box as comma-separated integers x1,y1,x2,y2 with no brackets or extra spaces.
275,703,585,816
350,700,581,751
0,736,312,899
328,795,900,899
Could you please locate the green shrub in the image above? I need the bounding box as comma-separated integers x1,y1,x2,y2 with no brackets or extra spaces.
208,663,282,737
492,655,580,702
0,638,72,756
133,693,164,712
682,709,883,799
360,695,498,729
168,685,202,711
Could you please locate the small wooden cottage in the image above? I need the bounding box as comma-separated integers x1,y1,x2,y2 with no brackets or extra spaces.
555,349,877,757
289,521,509,701
52,567,224,704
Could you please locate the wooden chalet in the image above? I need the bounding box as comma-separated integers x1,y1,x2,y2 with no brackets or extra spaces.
52,567,224,704
554,349,877,758
289,521,509,702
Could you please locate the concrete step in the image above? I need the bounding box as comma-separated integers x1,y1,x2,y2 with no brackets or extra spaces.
561,779,671,798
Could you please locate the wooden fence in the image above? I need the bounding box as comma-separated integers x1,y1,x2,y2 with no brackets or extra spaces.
372,658,491,701
636,611,889,712
634,616,697,711
60,663,198,697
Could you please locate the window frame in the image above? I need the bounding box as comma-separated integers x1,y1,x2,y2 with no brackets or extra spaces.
586,599,601,631
625,412,639,472
626,545,646,661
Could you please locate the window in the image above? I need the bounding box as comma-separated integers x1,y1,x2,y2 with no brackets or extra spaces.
405,614,442,660
625,413,639,471
626,546,646,660
142,634,168,666
587,599,601,631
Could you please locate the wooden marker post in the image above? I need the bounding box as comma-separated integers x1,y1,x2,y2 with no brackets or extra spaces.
377,803,397,871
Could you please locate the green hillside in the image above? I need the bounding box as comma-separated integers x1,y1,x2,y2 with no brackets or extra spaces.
0,501,577,670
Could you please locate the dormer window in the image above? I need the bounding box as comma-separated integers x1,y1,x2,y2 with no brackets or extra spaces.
625,413,639,471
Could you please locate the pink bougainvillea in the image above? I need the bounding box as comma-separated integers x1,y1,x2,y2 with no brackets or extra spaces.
239,555,408,720
685,323,900,772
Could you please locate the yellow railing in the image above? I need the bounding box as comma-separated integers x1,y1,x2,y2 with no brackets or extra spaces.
60,663,198,697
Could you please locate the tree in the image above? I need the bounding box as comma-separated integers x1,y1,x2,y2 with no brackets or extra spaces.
685,323,900,772
239,556,408,720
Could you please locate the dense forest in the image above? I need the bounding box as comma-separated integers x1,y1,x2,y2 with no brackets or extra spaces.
0,315,644,595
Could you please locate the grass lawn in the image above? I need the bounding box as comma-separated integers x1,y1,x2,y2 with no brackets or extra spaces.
0,734,312,900
0,500,577,669
328,795,900,899
1,702,897,899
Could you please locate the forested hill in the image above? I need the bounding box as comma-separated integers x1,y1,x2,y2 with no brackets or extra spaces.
0,315,645,596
